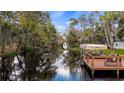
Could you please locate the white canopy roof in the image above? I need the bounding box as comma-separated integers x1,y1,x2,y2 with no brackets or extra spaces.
80,44,108,50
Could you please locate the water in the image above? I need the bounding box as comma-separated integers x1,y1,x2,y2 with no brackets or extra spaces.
51,50,124,81
1,50,124,81
52,50,91,81
9,56,25,81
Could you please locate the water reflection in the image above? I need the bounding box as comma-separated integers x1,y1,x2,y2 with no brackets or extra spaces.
9,56,25,81
52,50,91,81
1,50,124,81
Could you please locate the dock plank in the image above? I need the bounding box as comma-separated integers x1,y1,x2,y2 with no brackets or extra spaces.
83,58,124,71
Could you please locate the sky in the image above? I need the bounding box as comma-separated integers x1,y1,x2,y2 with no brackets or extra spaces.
49,11,90,35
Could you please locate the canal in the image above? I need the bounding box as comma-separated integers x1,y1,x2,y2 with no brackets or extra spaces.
1,50,124,81
51,50,124,81
52,50,91,81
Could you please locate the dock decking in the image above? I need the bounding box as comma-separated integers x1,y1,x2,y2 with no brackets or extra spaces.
83,58,124,70
83,54,124,80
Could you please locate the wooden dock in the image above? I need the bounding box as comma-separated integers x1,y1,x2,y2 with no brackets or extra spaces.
82,53,124,80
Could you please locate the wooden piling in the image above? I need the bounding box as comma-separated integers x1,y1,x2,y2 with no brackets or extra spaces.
116,70,119,80
116,62,120,80
91,70,94,80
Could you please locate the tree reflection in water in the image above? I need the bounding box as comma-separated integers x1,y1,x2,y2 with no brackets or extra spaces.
0,50,91,81
52,50,91,81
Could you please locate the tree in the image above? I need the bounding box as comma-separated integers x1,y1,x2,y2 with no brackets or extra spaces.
99,12,121,54
117,12,124,40
0,11,63,80
0,12,15,53
69,18,78,29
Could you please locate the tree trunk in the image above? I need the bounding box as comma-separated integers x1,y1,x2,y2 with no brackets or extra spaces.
1,27,5,54
103,23,110,48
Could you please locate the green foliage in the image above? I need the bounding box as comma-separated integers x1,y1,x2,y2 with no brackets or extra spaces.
66,47,81,64
0,11,64,80
4,11,61,53
6,51,17,57
22,47,33,53
118,13,124,39
69,18,78,28
85,49,124,56
69,47,81,57
66,29,80,48
103,49,124,55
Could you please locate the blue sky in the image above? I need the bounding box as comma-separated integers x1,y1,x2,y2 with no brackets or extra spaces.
49,11,90,35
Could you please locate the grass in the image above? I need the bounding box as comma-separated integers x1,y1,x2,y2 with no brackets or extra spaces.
6,51,17,57
84,49,124,56
103,49,124,55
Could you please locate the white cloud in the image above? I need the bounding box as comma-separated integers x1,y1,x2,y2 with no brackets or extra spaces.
56,25,66,30
66,21,71,25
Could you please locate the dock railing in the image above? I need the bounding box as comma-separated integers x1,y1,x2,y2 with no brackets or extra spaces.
83,51,124,68
83,52,95,68
83,51,124,80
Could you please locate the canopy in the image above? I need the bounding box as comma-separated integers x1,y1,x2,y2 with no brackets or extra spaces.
80,44,108,50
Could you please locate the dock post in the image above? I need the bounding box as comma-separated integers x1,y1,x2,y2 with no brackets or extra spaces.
91,57,94,80
116,70,119,80
91,70,94,80
116,62,120,80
